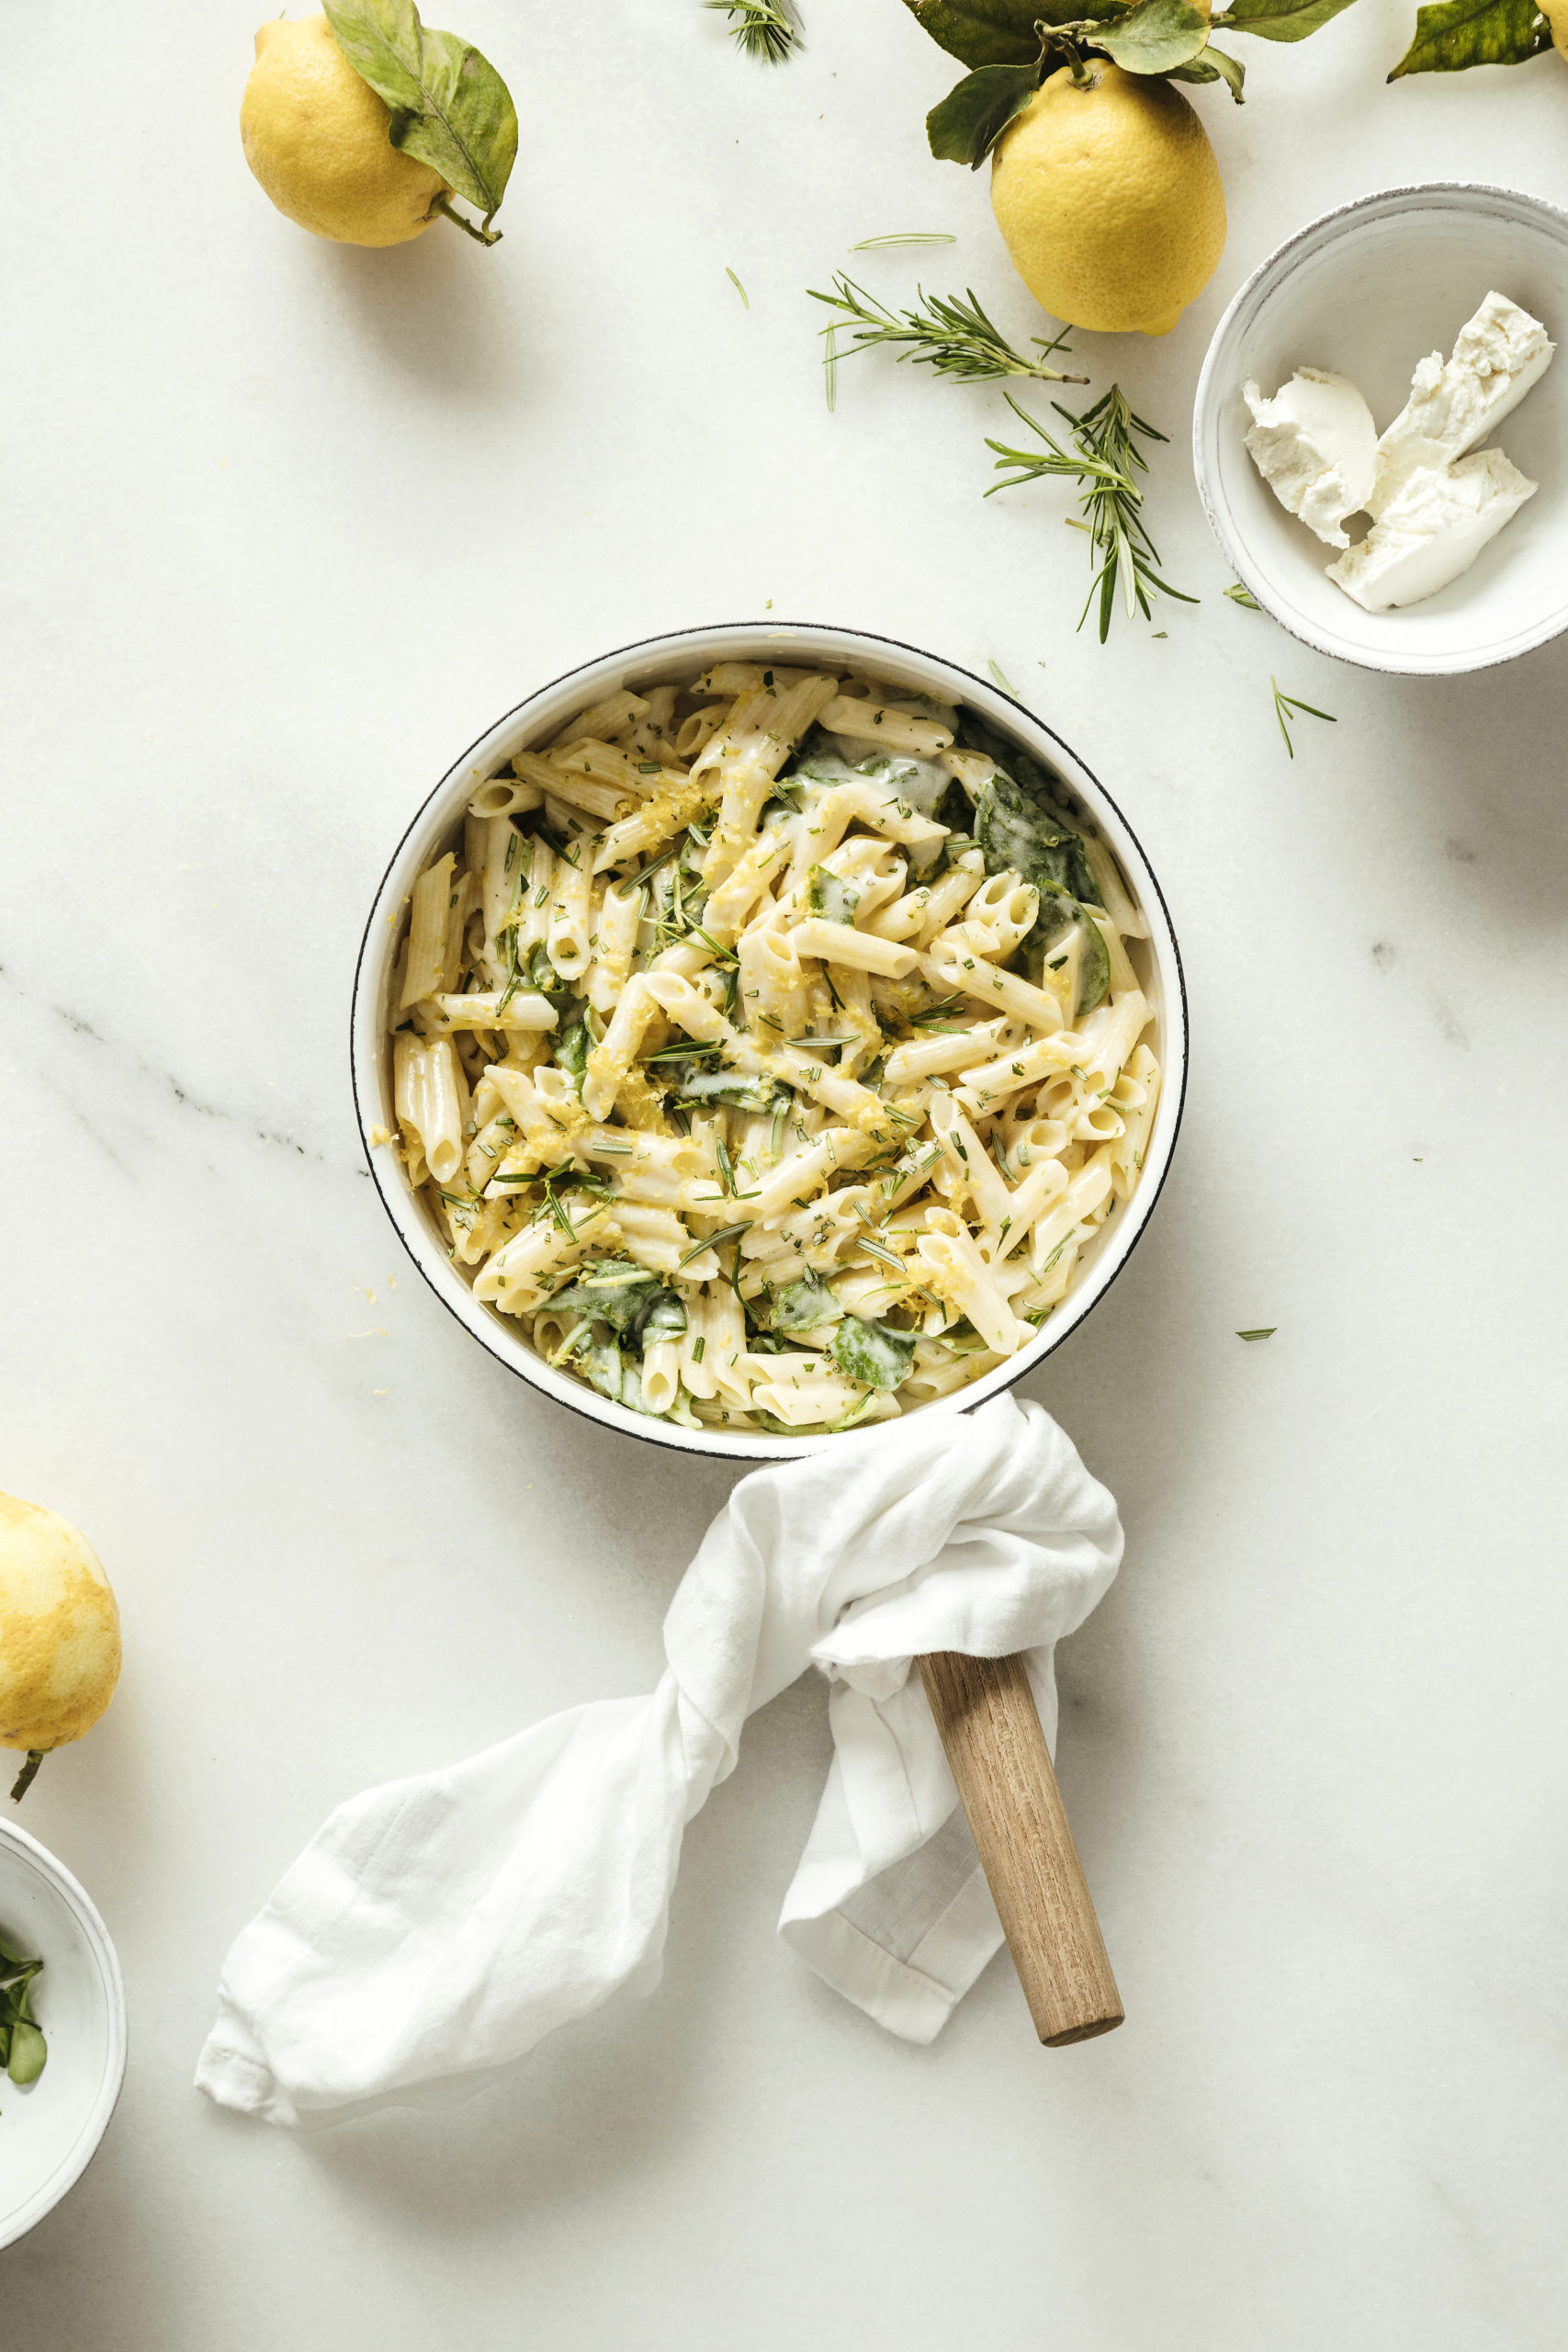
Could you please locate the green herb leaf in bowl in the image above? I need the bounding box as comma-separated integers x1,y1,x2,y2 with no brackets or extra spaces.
832,1316,919,1390
770,1272,841,1337
0,1926,47,2100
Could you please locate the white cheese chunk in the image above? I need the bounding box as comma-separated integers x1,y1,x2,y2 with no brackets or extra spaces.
1370,291,1554,515
1242,368,1378,548
1327,447,1537,611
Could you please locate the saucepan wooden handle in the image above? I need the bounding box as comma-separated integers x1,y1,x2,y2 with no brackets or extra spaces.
918,1651,1123,2046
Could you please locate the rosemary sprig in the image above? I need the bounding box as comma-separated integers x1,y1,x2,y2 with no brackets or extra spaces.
808,276,1088,388
705,0,799,62
985,387,1198,641
1271,678,1337,757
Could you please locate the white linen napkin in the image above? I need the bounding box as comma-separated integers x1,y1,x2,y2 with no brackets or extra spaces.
196,1393,1121,2128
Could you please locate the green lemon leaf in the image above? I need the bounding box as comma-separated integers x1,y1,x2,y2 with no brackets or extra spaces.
927,61,1043,165
1212,0,1359,33
901,0,1089,67
1166,41,1248,91
1387,0,1549,72
322,0,518,226
1094,0,1212,71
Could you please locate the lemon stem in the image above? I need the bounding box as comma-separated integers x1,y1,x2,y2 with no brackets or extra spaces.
9,1751,43,1804
431,196,502,248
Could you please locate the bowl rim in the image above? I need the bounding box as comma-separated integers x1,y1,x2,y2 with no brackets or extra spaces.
1192,178,1568,677
350,620,1190,1461
0,1816,128,2253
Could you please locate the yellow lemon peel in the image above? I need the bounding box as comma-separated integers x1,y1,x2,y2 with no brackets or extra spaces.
241,16,449,248
1,1495,121,1800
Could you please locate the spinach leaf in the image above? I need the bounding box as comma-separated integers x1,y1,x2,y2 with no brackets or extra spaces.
1025,890,1111,1016
549,1261,688,1358
808,866,861,925
849,750,955,819
770,1271,840,1335
790,746,863,791
554,1008,592,1086
974,765,1100,905
526,941,578,1016
638,1290,689,1348
548,1259,664,1336
832,1316,919,1390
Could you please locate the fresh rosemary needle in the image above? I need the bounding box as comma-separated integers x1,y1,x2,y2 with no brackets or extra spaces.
1270,677,1337,758
985,387,1198,641
705,0,799,62
807,276,1089,388
848,232,957,251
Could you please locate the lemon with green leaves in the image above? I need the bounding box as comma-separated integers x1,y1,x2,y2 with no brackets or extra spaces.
2,1495,121,1804
241,3,518,250
990,62,1226,336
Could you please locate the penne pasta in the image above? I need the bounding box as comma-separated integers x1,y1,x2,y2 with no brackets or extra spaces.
385,661,1159,1428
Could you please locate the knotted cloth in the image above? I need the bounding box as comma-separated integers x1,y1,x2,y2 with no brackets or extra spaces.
197,1393,1121,2127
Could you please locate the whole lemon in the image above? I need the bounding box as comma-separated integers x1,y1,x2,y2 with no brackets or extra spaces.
2,1496,121,1801
241,15,449,247
991,62,1226,336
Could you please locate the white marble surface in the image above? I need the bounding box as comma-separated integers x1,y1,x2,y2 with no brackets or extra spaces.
5,2,1568,2343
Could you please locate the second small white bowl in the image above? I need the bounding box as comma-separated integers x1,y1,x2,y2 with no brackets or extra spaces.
1193,183,1568,675
0,1820,126,2251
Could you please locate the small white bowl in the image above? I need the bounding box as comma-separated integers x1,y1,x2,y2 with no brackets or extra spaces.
1193,183,1568,675
0,1819,126,2250
351,623,1188,1462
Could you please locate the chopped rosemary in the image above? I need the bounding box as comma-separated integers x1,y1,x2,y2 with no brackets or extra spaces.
807,277,1088,388
1224,581,1262,610
1271,677,1337,759
726,266,750,308
987,658,1019,695
1236,1327,1277,1341
985,388,1198,641
705,0,799,62
678,1222,750,1269
642,1037,723,1063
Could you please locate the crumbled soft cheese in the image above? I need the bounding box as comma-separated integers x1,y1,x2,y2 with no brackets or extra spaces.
1327,447,1537,611
1242,368,1378,548
1370,291,1554,515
